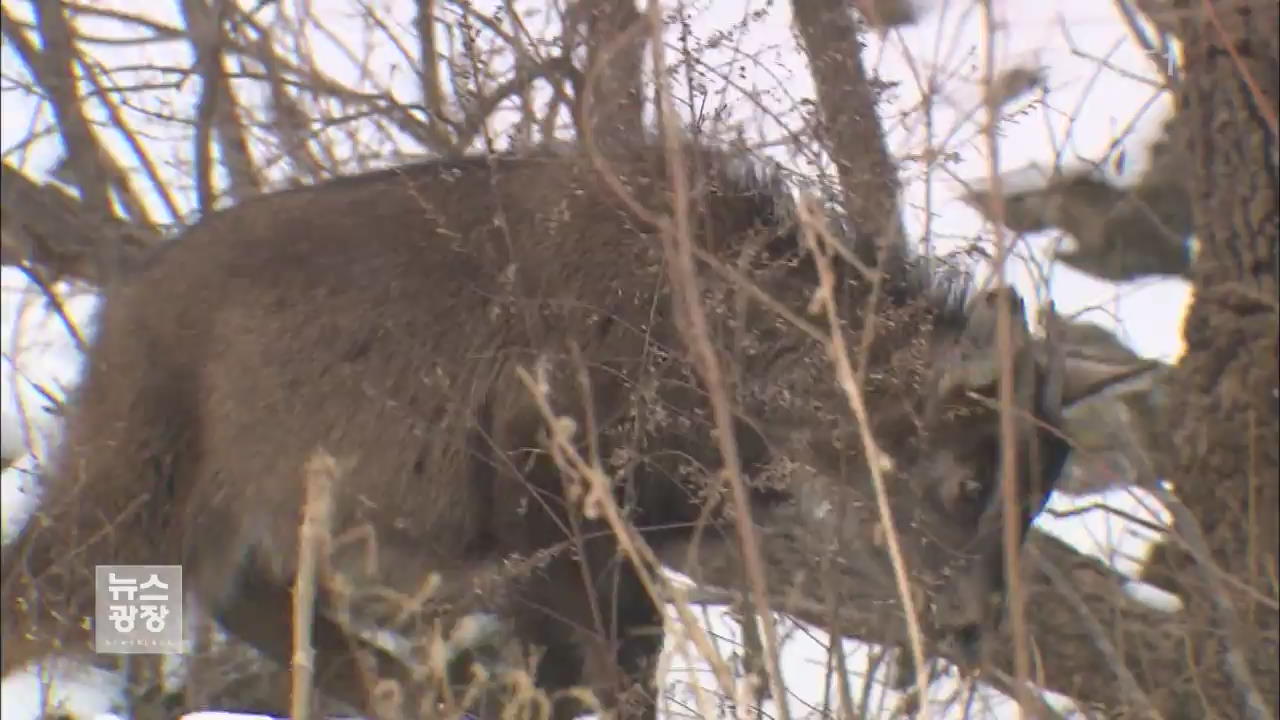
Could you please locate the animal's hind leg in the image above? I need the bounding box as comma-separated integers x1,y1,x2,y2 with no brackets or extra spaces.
208,559,423,718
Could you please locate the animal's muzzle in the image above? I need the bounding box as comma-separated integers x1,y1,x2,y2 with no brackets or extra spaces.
932,564,1004,665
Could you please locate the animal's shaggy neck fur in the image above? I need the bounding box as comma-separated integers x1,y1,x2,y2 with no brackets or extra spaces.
651,140,982,328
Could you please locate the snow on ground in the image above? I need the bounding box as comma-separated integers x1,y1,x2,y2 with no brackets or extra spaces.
1,454,41,546
0,661,126,720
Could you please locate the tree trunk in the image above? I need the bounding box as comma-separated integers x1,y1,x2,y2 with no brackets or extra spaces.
791,0,907,275
1140,1,1279,718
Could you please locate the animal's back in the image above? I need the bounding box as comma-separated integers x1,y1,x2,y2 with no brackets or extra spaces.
3,144,753,670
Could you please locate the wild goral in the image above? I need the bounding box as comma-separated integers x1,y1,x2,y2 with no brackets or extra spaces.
1,141,1149,719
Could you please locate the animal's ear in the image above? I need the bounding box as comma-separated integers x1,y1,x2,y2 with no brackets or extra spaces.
1060,354,1163,408
933,288,1032,399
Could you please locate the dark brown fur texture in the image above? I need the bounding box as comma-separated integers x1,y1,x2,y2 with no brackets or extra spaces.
1,141,1150,719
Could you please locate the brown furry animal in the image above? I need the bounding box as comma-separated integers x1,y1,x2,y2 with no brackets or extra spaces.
1,141,1155,719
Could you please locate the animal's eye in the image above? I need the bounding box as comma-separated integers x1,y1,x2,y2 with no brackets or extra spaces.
937,470,991,515
951,437,998,509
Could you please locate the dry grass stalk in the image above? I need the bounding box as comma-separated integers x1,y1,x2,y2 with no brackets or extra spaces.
794,194,931,720
645,3,792,714
977,2,1033,713
513,362,740,706
291,449,337,720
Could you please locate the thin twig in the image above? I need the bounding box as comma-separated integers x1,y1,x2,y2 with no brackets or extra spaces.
977,2,1033,715
514,365,740,702
13,264,87,356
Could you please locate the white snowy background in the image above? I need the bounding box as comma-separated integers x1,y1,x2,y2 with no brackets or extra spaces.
1,0,1189,717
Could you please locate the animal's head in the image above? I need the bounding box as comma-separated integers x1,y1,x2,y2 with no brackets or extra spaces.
580,144,1156,654
885,286,1158,656
726,246,1157,656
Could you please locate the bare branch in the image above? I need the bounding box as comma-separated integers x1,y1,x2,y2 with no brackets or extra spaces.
4,3,127,281
665,515,1195,714
414,0,452,130
1,161,157,283
791,0,907,277
180,0,260,210
571,0,646,147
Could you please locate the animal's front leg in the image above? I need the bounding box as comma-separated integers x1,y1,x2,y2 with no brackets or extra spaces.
503,533,661,720
206,559,423,719
597,604,663,720
576,535,664,720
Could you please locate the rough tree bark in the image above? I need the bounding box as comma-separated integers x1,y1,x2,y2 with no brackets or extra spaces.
1136,1,1279,718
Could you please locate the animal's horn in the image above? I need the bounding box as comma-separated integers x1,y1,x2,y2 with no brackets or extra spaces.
1060,354,1163,409
1038,301,1068,419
